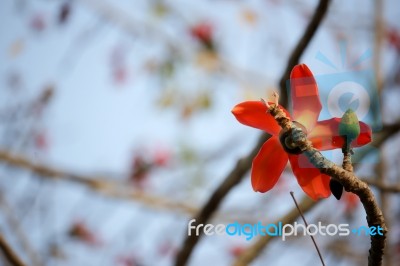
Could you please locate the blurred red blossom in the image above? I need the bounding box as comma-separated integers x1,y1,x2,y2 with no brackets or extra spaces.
153,147,172,167
343,192,359,214
68,221,102,247
34,131,49,151
130,154,152,186
387,27,400,52
110,44,129,85
116,254,141,266
190,22,214,51
113,66,129,85
129,146,172,187
229,245,246,257
30,13,47,32
158,241,177,257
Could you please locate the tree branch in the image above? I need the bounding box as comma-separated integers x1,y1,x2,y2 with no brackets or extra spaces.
0,150,267,224
232,122,400,265
0,150,197,215
363,179,400,193
267,103,387,266
278,0,331,107
0,195,43,266
342,151,354,172
174,1,331,264
0,232,26,266
174,134,269,265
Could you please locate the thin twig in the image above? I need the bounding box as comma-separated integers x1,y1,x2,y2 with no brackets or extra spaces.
363,179,400,193
0,150,197,214
0,194,43,266
233,197,317,266
174,1,332,264
278,0,331,107
0,150,268,224
0,232,26,266
78,0,273,89
290,191,325,266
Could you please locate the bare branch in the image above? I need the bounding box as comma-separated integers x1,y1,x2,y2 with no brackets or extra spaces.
267,102,387,266
363,179,400,193
278,0,331,107
342,151,354,172
174,1,332,265
0,150,265,224
229,122,400,265
0,195,43,266
0,150,197,215
0,233,26,266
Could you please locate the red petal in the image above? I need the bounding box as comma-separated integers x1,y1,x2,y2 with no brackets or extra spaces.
251,136,288,193
232,101,290,136
290,64,322,131
353,122,372,147
308,118,372,150
288,154,331,200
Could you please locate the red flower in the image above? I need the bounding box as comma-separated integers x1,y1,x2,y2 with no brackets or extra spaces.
69,221,102,246
190,22,214,50
231,64,372,200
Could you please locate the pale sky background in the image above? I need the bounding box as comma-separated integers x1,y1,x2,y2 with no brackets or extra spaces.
1,0,399,265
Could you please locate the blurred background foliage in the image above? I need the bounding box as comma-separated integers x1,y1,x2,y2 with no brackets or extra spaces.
0,0,400,265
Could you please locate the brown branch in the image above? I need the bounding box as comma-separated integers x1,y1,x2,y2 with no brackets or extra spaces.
0,195,43,266
174,1,331,265
78,0,273,89
0,138,396,266
0,150,266,224
267,103,387,266
363,179,400,193
278,0,331,107
232,122,400,265
0,233,26,266
342,151,354,172
174,134,269,265
0,150,197,215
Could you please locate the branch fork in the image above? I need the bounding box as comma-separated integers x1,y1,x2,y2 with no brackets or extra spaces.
262,95,387,266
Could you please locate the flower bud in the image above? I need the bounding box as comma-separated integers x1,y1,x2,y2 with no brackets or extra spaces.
339,109,360,147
